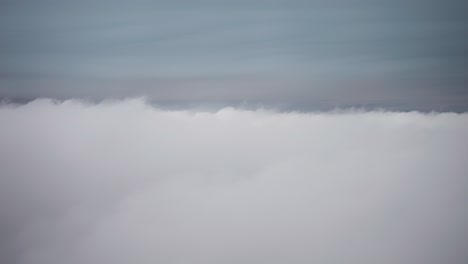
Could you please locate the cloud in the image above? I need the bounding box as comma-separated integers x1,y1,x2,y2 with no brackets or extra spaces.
1,98,467,264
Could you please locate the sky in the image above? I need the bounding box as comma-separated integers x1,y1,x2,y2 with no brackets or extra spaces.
1,0,467,111
1,2,468,264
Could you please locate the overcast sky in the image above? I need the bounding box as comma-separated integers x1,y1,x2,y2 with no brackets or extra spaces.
1,2,468,263
1,0,467,110
0,0,468,264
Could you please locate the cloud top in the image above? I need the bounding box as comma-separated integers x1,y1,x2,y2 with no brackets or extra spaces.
1,98,468,264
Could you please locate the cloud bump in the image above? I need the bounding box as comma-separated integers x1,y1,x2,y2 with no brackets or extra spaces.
1,98,468,264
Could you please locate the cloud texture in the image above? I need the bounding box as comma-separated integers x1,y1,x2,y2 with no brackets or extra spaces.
2,0,468,110
1,98,468,264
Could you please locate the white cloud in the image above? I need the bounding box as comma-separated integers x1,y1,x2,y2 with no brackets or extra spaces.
1,98,468,264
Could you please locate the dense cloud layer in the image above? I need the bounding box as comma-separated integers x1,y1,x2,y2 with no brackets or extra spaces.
1,98,468,264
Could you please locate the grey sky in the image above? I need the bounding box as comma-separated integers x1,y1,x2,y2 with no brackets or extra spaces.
1,0,467,110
